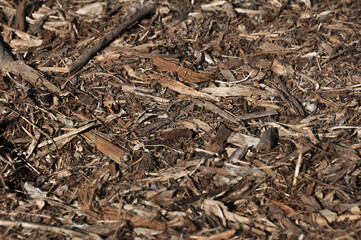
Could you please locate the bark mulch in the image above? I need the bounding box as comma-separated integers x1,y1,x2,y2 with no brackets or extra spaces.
0,0,361,239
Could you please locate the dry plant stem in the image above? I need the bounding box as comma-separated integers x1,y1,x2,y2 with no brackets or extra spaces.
293,144,303,186
16,114,59,153
69,4,156,73
0,219,102,240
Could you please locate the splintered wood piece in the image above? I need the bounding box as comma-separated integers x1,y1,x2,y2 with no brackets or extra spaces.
274,76,306,116
334,144,360,161
271,59,294,76
228,132,260,147
38,122,97,148
82,131,129,165
225,163,266,178
298,194,323,212
0,39,60,93
0,219,102,240
237,110,279,120
136,110,179,136
196,101,238,123
253,160,276,178
159,77,219,101
153,57,210,83
36,135,77,158
101,207,168,232
202,86,272,99
68,3,155,72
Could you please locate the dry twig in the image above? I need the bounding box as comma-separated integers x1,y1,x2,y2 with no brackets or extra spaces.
69,4,156,72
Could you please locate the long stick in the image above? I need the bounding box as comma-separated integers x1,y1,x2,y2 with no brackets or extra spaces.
69,4,156,73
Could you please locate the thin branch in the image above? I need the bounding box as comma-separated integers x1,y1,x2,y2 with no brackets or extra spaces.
68,3,156,73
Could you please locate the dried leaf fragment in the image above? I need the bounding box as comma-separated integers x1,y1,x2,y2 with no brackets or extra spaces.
202,198,250,225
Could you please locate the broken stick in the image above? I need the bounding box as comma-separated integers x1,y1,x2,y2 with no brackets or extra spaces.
68,3,156,73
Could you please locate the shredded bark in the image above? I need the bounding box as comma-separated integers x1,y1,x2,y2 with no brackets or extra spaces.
0,0,361,239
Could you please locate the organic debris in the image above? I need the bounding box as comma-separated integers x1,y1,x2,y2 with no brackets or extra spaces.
0,0,361,239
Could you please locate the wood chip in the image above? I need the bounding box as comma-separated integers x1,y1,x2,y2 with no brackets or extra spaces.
153,57,211,83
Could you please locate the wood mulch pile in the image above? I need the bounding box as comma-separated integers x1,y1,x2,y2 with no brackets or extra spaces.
0,0,360,239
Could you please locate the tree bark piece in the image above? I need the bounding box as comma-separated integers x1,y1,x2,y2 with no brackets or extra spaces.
256,128,278,152
14,0,26,31
208,124,232,154
68,4,156,73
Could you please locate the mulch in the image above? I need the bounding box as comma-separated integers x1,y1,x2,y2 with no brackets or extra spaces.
0,0,361,239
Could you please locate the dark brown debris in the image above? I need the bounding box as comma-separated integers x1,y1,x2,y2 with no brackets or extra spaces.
0,0,361,239
256,127,279,152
